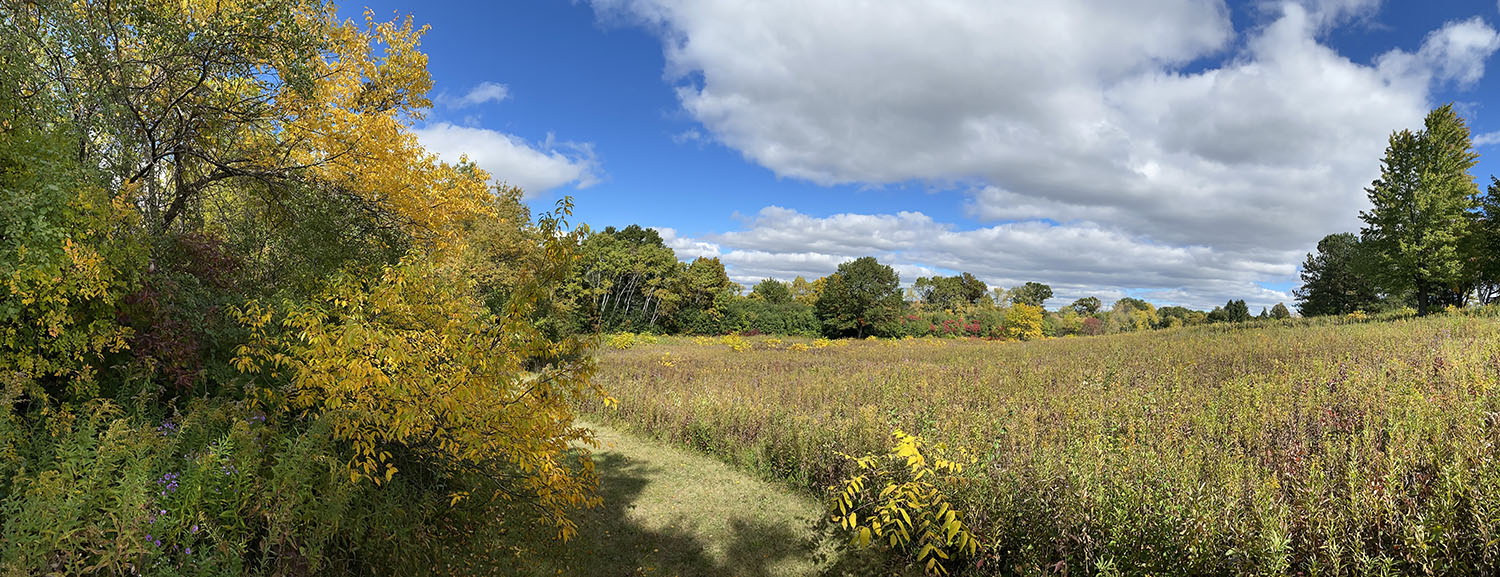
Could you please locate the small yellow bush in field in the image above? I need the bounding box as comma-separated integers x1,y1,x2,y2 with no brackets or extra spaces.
693,336,715,346
812,338,833,349
719,334,752,352
831,430,979,575
765,338,783,348
789,343,810,352
606,332,658,350
1005,304,1045,341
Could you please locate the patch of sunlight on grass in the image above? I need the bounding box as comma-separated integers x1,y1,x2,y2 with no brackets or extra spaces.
488,421,889,577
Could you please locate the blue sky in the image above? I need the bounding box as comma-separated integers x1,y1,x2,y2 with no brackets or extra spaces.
343,0,1500,310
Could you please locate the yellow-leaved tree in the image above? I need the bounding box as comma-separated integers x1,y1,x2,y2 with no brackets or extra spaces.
2,0,614,561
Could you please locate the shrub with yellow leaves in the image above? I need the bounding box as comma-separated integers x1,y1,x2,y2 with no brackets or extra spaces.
719,334,752,352
606,332,659,350
232,242,609,539
830,430,979,575
0,127,143,404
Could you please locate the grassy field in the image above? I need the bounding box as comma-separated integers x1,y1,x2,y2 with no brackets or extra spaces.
583,314,1500,575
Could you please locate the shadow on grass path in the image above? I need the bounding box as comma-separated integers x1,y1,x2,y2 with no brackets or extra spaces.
497,421,888,577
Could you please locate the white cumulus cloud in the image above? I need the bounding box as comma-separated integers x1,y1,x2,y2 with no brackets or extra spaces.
450,81,510,108
414,123,602,196
596,0,1499,308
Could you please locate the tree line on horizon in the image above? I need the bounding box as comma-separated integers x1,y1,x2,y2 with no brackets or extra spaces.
1296,104,1500,316
559,225,1290,341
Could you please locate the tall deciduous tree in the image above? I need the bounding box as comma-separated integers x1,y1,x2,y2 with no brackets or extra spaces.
568,225,680,332
1360,104,1481,314
1010,282,1053,307
750,278,793,304
913,272,988,310
1465,177,1500,305
815,257,902,338
790,276,822,307
1070,297,1102,315
1293,233,1384,316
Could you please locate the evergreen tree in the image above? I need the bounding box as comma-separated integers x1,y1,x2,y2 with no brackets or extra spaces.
1224,299,1251,322
1359,105,1480,314
1293,233,1383,316
1270,302,1292,319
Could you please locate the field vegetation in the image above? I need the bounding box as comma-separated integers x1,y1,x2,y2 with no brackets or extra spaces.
5,0,1500,575
587,310,1500,575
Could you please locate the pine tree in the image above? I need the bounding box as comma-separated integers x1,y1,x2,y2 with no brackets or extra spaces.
1359,104,1480,314
1293,233,1383,316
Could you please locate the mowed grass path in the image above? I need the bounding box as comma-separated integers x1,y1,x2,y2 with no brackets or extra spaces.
498,421,883,577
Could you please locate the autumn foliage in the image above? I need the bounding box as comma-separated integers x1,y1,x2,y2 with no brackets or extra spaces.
0,0,605,573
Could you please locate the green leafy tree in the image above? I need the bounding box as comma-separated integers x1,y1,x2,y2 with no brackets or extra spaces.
913,273,989,311
1270,302,1292,319
1359,104,1481,314
956,272,989,305
1464,177,1500,305
1010,282,1053,307
815,257,903,338
1070,296,1102,315
1157,306,1204,328
668,257,738,333
567,226,682,332
750,278,793,304
1293,232,1384,316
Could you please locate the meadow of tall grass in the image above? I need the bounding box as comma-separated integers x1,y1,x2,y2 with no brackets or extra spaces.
584,311,1500,575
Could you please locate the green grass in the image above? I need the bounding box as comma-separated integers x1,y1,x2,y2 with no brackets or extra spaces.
583,312,1500,575
491,421,894,577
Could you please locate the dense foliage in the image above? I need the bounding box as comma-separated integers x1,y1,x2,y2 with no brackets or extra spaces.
1299,104,1498,316
0,1,606,573
587,309,1500,575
